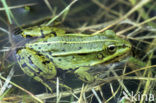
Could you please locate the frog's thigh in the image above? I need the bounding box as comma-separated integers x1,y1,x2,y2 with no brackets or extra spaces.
21,26,66,37
74,67,94,83
16,48,56,92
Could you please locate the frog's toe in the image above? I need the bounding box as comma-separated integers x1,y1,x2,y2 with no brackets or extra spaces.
76,73,95,83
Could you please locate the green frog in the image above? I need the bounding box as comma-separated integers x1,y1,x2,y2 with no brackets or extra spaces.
16,26,131,92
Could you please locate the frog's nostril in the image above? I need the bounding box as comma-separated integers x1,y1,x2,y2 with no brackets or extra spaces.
123,44,131,49
123,44,126,47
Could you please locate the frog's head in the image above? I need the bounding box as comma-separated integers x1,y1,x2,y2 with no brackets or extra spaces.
100,30,132,64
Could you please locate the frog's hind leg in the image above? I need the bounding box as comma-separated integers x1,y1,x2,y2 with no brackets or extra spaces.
21,26,66,38
16,48,57,92
74,67,95,83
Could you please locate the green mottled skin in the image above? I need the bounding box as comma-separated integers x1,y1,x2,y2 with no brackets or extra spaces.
16,26,131,92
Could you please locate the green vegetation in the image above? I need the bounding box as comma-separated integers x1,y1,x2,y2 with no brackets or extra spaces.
0,0,155,103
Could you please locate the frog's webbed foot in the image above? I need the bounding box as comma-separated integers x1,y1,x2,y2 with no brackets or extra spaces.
74,67,95,83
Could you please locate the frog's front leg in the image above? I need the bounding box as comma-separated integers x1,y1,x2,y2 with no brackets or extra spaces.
74,67,95,83
16,48,56,92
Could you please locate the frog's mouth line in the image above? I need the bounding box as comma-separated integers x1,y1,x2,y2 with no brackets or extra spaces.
104,50,131,64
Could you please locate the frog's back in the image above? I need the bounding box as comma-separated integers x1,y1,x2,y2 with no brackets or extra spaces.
26,32,121,56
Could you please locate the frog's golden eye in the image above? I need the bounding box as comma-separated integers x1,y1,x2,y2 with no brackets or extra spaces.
107,45,116,53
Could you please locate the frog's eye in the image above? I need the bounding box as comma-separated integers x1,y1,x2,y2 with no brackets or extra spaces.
107,45,116,53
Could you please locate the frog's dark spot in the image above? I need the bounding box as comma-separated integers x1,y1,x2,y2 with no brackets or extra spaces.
78,47,82,50
58,58,62,61
28,55,33,64
46,55,49,58
62,49,66,52
36,69,43,74
36,52,42,56
21,63,27,68
29,48,35,51
68,68,73,71
63,43,67,45
43,40,48,42
84,78,88,82
40,51,45,53
25,35,33,38
16,47,23,53
47,43,51,46
123,44,126,47
28,55,32,59
21,57,25,60
42,60,50,65
49,52,52,55
50,31,57,36
36,71,41,75
97,53,104,60
31,73,37,78
40,29,44,37
34,44,38,46
72,56,75,59
38,47,41,50
50,58,53,62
